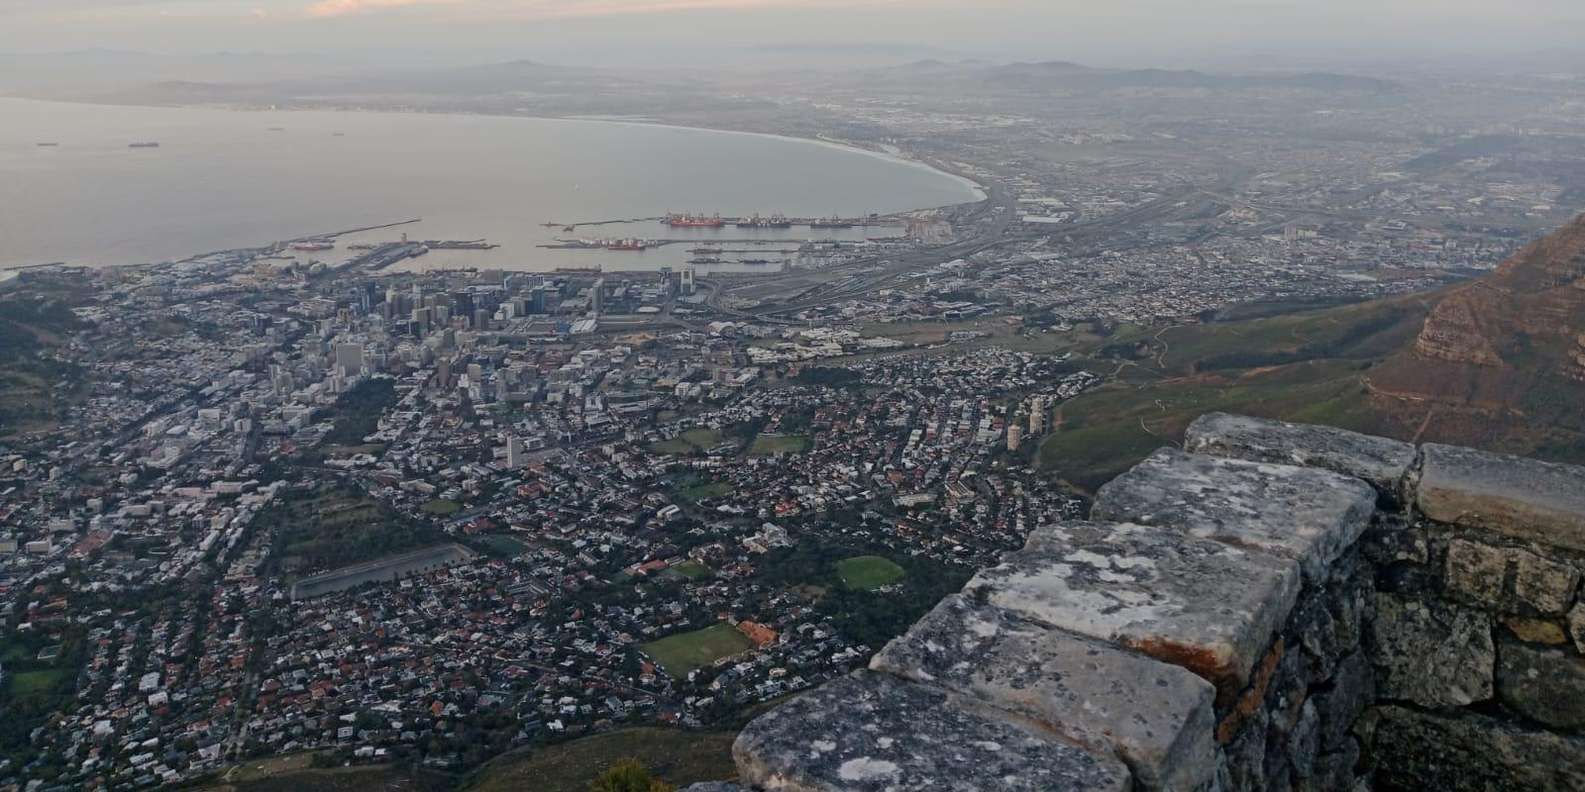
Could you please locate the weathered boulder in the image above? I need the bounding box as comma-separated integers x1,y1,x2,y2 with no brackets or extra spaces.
1511,548,1580,615
1184,412,1418,502
1418,443,1585,553
1444,538,1507,604
872,594,1218,792
1502,615,1569,645
1312,651,1374,750
1296,737,1361,792
1220,706,1269,792
1368,705,1585,791
1571,603,1585,654
1092,449,1376,582
1495,636,1585,730
732,671,1130,792
1287,700,1321,780
962,521,1300,700
1369,593,1494,708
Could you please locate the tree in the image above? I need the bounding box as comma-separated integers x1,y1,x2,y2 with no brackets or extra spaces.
590,759,675,792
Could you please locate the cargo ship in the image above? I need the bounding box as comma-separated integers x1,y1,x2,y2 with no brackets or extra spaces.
290,240,335,252
607,239,648,251
36,142,58,147
664,213,726,228
690,247,724,256
809,217,855,229
735,213,793,229
128,142,161,148
688,257,723,265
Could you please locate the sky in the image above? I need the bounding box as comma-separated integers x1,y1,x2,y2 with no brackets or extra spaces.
3,0,1585,70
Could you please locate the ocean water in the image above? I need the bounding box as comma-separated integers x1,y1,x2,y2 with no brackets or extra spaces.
0,98,981,272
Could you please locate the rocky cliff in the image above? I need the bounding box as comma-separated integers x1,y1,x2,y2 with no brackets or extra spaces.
1369,213,1585,451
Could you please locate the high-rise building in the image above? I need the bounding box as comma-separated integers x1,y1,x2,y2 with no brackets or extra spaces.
334,343,364,377
1007,421,1024,452
452,291,475,322
591,278,607,315
1029,397,1048,435
505,436,527,469
681,268,696,295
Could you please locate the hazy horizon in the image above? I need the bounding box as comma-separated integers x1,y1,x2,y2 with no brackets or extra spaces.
4,0,1585,73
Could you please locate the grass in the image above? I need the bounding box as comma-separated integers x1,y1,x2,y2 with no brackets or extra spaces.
836,555,906,591
680,480,732,501
650,428,723,455
421,499,462,516
748,434,810,457
641,623,755,678
671,561,711,580
199,756,446,792
467,728,737,792
7,670,64,697
1032,293,1434,493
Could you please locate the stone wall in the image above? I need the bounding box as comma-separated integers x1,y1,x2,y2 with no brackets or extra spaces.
683,413,1585,792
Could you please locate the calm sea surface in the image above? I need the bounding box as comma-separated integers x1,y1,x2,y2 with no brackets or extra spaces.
0,98,981,272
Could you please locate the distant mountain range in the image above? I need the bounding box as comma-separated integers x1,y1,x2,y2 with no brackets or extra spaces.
982,60,1407,91
855,58,1401,94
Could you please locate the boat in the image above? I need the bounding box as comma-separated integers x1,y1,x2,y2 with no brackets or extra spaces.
688,257,723,265
809,217,855,229
736,213,793,229
664,213,726,228
607,239,647,251
36,142,58,147
690,247,724,255
128,142,160,148
739,258,773,265
290,240,335,252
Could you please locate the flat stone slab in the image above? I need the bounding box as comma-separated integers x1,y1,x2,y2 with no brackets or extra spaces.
1184,412,1418,501
871,594,1218,792
733,671,1130,792
679,785,745,792
962,521,1300,700
1418,443,1585,553
1092,448,1377,582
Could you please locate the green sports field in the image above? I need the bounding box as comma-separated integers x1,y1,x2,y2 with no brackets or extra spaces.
836,555,906,590
641,623,754,677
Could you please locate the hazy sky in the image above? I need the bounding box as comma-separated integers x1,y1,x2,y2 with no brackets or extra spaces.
3,0,1584,69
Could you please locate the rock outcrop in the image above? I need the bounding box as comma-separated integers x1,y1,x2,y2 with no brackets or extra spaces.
1371,212,1585,411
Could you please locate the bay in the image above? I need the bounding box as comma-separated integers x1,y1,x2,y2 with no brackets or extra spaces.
0,98,982,272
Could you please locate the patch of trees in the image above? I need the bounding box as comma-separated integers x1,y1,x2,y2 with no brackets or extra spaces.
757,538,973,651
319,377,399,446
1098,340,1152,361
792,367,863,389
0,627,88,765
262,484,444,574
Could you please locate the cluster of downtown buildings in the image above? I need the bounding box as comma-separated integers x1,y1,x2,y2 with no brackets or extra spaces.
0,249,1101,788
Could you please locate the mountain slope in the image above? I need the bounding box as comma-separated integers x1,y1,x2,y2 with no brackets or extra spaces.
1367,213,1585,456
